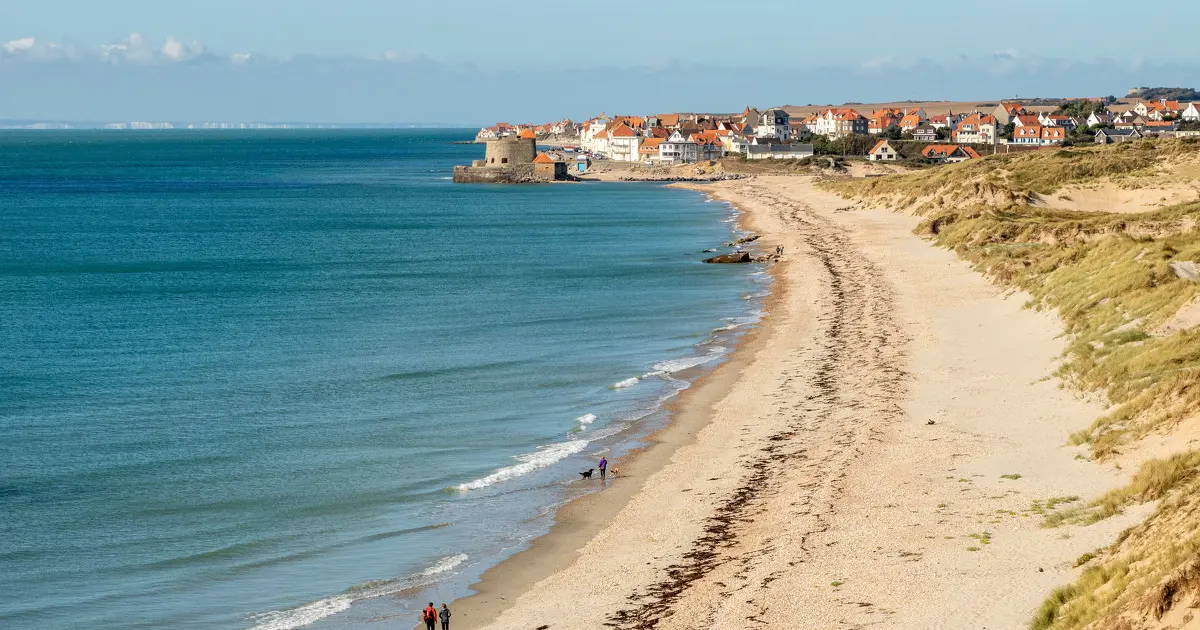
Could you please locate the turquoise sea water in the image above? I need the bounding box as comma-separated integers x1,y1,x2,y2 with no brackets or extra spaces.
0,130,766,629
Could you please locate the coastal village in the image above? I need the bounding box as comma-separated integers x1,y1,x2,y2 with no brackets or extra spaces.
467,95,1200,174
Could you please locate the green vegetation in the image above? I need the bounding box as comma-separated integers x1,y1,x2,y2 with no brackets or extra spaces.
821,139,1200,630
811,133,881,157
1044,451,1200,527
830,581,843,587
1054,100,1108,118
1001,473,1023,480
1073,549,1100,567
1128,87,1199,101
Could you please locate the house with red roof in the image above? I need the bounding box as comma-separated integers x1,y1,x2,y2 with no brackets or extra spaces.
898,113,924,132
811,108,867,138
868,113,898,135
953,113,996,144
1013,125,1065,146
921,144,979,163
928,115,953,130
1134,100,1181,118
993,102,1028,125
1041,126,1066,144
1013,115,1041,128
638,138,664,162
532,152,568,179
605,122,642,162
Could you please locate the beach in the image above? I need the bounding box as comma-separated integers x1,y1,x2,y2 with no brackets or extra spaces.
455,175,1139,629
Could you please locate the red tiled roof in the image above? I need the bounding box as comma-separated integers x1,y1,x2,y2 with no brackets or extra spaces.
921,144,958,158
609,123,638,138
532,153,557,163
1015,125,1042,138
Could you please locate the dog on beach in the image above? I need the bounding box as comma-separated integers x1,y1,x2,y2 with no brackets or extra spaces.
609,467,619,477
579,469,594,480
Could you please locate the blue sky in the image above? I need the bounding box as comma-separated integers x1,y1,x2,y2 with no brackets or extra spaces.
3,0,1199,123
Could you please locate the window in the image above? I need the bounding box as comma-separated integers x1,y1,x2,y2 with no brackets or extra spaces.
501,158,508,164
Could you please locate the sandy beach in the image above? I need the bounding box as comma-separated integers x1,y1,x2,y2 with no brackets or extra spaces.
452,174,1139,629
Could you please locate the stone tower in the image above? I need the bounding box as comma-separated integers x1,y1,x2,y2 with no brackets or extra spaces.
482,136,537,166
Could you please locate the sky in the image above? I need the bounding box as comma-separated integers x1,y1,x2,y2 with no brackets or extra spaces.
3,0,1199,124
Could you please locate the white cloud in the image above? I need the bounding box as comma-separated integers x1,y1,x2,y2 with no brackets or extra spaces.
231,53,253,64
3,37,36,53
1,33,210,65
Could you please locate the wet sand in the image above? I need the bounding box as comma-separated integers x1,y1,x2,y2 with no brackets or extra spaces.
452,175,1134,629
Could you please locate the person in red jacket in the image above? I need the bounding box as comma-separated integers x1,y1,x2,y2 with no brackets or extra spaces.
422,602,438,630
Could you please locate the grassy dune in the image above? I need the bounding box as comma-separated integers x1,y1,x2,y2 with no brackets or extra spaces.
823,138,1200,630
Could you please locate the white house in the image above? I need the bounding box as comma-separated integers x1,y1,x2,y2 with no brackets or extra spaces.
867,139,899,161
755,108,791,140
579,115,612,151
1183,103,1200,122
953,113,996,144
605,123,642,162
659,130,698,163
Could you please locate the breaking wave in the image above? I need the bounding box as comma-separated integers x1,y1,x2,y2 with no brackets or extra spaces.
455,439,589,492
246,553,468,630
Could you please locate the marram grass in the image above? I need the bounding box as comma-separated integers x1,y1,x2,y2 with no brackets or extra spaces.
821,139,1200,630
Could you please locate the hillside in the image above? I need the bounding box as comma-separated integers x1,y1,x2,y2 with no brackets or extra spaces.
822,139,1200,630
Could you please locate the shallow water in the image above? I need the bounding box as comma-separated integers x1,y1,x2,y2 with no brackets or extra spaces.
0,129,766,628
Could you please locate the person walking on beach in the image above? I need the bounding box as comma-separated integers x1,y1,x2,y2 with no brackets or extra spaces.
598,456,608,480
439,603,451,630
422,603,438,630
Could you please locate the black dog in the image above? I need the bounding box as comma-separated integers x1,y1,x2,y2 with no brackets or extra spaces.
579,469,594,480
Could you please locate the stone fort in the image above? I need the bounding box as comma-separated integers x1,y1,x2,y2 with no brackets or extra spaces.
453,134,568,183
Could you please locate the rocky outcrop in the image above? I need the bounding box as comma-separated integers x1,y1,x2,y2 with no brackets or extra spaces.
703,252,752,263
725,234,760,247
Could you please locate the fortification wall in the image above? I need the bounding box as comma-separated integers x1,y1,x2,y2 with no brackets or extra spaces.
483,137,536,166
453,164,545,184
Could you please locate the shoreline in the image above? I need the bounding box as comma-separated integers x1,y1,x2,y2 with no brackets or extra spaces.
451,185,779,629
454,174,1131,629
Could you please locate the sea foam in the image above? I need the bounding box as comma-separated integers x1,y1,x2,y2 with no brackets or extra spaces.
611,377,641,389
576,413,597,425
652,346,727,375
247,553,468,630
456,440,588,492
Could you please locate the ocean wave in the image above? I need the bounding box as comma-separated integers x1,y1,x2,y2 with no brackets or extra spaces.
652,346,727,375
611,377,641,389
456,440,588,492
576,413,596,425
246,553,468,630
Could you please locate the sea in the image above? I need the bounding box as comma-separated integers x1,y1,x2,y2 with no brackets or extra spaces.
0,129,768,629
